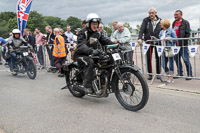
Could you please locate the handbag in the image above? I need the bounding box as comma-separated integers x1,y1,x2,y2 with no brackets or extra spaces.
164,47,174,57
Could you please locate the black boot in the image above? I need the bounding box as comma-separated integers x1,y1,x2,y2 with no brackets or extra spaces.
73,85,93,94
147,75,152,80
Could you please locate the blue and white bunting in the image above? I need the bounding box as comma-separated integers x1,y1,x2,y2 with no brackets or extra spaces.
143,43,150,55
171,46,181,55
131,42,136,51
188,45,199,57
156,46,165,57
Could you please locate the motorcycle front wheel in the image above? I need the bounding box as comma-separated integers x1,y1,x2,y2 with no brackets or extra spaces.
26,59,37,79
112,68,149,111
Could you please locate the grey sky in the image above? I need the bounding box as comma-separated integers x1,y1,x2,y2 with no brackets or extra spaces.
0,0,200,30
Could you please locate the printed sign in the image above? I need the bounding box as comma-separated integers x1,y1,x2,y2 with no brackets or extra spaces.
171,46,181,55
143,44,150,55
112,53,121,61
156,46,165,57
131,42,136,51
188,45,199,57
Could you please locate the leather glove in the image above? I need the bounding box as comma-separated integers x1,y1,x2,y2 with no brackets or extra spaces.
92,49,100,56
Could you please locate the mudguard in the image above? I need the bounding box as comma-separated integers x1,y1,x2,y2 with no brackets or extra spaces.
111,65,140,84
120,65,140,72
61,62,78,73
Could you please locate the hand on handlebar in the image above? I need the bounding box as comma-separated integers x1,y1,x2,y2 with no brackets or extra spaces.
92,49,100,56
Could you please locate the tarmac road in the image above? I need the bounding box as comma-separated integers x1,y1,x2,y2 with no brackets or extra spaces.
0,69,200,133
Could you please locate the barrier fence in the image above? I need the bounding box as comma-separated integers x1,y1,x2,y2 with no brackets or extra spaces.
1,38,200,85
133,37,200,84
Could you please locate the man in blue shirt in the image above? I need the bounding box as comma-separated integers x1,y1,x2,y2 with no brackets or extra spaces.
64,26,74,43
0,37,8,65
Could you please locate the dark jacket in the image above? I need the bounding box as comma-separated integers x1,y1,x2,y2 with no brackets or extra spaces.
172,19,190,46
75,27,114,56
46,33,55,44
23,35,35,47
61,34,69,44
138,15,162,43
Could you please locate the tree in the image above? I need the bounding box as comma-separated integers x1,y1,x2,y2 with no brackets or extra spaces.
107,22,113,30
136,25,141,34
104,26,112,37
123,22,132,33
66,16,82,34
7,16,18,31
43,16,67,30
0,12,16,22
26,11,47,33
0,12,17,38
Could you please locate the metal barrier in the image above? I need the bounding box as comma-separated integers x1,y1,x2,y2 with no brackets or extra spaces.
1,37,200,85
137,37,200,84
35,43,75,71
0,43,75,72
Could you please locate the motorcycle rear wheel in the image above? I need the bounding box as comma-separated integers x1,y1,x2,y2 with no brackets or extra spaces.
65,66,85,98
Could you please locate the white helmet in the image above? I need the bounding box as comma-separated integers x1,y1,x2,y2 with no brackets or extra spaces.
86,13,101,29
12,29,21,34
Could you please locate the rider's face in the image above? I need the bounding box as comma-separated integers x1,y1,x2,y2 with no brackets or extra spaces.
91,22,98,32
14,34,20,38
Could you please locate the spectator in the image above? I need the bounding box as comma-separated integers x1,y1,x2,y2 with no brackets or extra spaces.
9,33,12,37
82,20,86,28
75,28,81,36
23,29,35,49
60,29,69,44
111,21,118,38
159,19,177,84
138,7,162,80
53,28,67,77
111,22,133,64
60,28,69,56
65,26,74,43
172,10,193,80
0,37,8,65
45,26,55,70
28,31,36,49
35,27,44,69
74,28,81,44
98,24,108,37
194,32,200,44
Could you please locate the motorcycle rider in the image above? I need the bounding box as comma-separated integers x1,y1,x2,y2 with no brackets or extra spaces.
6,29,28,71
74,13,114,94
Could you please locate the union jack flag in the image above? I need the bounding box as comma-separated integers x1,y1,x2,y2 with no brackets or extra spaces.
17,0,33,36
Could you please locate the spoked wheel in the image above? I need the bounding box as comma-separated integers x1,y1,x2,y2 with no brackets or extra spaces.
26,60,37,79
113,68,149,111
65,66,85,98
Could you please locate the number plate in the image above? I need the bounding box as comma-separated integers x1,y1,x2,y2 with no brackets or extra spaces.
112,53,121,61
23,52,28,56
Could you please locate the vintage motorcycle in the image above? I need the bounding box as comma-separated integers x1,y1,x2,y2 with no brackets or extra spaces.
61,43,149,111
7,46,37,79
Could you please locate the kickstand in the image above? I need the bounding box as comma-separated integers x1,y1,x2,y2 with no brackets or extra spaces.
61,85,68,90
